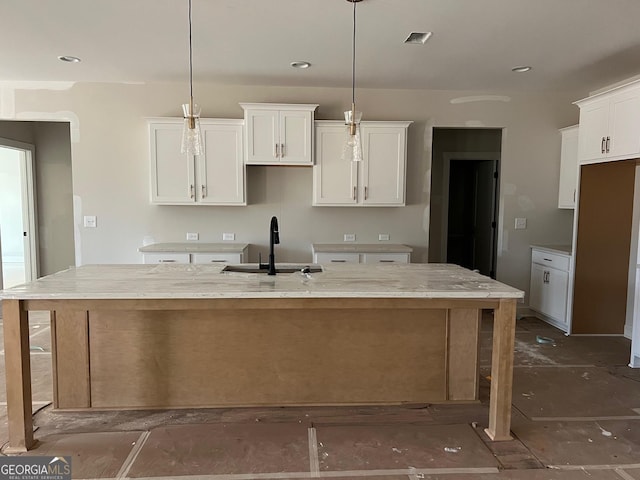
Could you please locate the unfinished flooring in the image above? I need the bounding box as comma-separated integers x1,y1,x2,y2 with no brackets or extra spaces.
1,312,640,479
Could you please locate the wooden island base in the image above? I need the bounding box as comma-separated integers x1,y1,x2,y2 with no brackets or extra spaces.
4,296,517,451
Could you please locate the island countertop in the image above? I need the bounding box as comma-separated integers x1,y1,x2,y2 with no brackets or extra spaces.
0,263,523,300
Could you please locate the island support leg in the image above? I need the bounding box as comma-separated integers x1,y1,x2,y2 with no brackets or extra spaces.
484,298,517,441
3,299,35,452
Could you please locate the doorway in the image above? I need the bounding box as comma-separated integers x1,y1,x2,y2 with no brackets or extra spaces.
0,138,38,290
444,158,499,277
429,128,502,278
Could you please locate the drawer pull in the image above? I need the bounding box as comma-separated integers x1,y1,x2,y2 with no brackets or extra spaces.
331,259,347,263
159,259,176,263
209,260,227,263
543,258,553,262
379,260,395,263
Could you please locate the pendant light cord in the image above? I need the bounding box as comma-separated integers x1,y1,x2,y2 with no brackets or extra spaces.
351,0,356,106
188,0,194,100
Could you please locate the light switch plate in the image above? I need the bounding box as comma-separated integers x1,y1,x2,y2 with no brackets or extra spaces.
378,234,390,241
344,233,356,242
83,215,97,228
223,233,235,241
186,232,199,241
515,217,527,230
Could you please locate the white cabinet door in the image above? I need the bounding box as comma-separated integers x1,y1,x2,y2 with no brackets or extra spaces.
608,89,640,159
279,110,313,165
198,121,245,205
241,104,318,165
361,126,406,206
544,268,569,324
312,120,411,207
149,122,195,204
578,98,609,163
312,124,358,205
558,126,579,209
529,263,545,313
244,109,279,164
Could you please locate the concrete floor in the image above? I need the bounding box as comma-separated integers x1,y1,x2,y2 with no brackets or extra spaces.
1,312,640,479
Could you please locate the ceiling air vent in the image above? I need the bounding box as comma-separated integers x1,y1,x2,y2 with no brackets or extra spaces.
404,32,432,45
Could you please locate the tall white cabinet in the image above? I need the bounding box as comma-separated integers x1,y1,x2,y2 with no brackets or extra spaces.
240,103,318,165
312,120,412,206
149,118,245,205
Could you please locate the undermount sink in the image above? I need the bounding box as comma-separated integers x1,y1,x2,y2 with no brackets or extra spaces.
222,264,323,274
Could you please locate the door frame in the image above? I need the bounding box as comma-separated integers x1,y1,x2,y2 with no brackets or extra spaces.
441,151,501,271
0,136,38,288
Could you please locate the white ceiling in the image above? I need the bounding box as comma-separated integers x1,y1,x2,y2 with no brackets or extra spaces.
2,0,640,93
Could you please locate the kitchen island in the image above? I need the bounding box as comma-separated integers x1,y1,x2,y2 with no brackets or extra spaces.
1,263,523,451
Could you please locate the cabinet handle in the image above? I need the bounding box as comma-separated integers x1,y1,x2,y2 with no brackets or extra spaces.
601,137,606,154
160,259,176,263
543,258,553,262
281,143,285,157
331,259,347,262
274,143,279,158
201,184,206,198
606,136,610,153
190,184,195,199
379,259,395,263
209,260,227,263
573,189,576,202
353,185,357,200
364,186,368,200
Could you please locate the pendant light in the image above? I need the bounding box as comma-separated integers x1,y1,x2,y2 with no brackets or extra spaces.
342,0,363,162
181,0,203,156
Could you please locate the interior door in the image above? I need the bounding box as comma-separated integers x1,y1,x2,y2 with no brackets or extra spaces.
0,142,38,289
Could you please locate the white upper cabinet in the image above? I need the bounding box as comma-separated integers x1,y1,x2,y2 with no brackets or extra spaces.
240,103,318,165
558,125,579,209
575,81,640,164
312,120,412,207
149,118,245,206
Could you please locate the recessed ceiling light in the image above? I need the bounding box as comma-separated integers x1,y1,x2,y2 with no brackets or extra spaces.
58,55,81,63
404,32,432,45
290,61,311,69
512,66,532,73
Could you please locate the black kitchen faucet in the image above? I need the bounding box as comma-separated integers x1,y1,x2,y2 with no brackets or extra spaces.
259,216,280,275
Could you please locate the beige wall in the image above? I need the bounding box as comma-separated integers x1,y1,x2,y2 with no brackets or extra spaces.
0,121,75,277
2,82,582,297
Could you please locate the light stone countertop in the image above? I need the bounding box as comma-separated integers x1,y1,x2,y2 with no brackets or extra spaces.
530,244,572,255
312,243,413,253
139,242,249,253
0,263,523,301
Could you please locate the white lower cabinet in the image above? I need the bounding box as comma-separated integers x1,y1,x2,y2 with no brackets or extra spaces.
313,250,410,264
529,247,571,331
140,243,248,264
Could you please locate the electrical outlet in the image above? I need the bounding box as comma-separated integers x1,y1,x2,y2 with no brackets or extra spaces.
186,232,199,241
222,233,235,241
378,234,390,241
83,215,97,228
344,233,356,242
515,217,527,230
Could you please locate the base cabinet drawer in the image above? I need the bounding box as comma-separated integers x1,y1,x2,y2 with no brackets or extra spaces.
192,253,243,264
314,252,360,264
362,253,410,264
142,253,190,264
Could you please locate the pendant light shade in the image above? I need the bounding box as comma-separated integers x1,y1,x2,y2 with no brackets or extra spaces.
342,0,363,162
181,0,203,156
